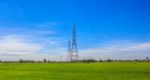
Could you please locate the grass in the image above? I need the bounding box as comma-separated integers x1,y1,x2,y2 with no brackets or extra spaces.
0,62,149,80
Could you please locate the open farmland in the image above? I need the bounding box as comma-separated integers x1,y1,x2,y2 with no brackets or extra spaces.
0,62,149,80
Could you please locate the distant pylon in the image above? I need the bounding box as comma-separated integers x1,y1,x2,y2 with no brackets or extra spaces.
68,24,79,62
67,40,72,61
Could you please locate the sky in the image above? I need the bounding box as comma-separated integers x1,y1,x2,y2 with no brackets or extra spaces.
0,0,150,61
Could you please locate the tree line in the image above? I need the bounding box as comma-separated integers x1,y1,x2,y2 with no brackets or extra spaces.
0,57,149,63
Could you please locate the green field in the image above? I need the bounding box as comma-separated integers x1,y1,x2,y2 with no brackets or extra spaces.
0,62,149,80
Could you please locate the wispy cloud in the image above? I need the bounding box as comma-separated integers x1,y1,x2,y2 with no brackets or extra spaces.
0,35,150,61
0,35,67,61
80,41,150,60
0,35,42,54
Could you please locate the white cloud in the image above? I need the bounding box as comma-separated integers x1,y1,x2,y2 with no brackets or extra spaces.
48,40,58,45
0,35,42,54
80,41,150,60
0,35,67,61
0,35,149,61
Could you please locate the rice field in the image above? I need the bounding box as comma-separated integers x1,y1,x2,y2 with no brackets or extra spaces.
0,62,149,80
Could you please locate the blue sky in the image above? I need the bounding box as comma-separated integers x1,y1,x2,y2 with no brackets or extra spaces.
0,0,150,61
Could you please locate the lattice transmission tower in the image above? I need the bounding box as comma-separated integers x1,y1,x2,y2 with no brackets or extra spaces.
67,24,79,62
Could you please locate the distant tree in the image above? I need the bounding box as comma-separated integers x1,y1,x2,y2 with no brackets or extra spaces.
19,59,24,63
87,59,97,62
99,59,103,62
82,59,97,63
106,59,113,62
43,59,47,63
146,57,149,60
47,60,51,62
134,59,141,62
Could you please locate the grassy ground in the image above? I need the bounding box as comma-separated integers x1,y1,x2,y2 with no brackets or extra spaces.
0,62,149,80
